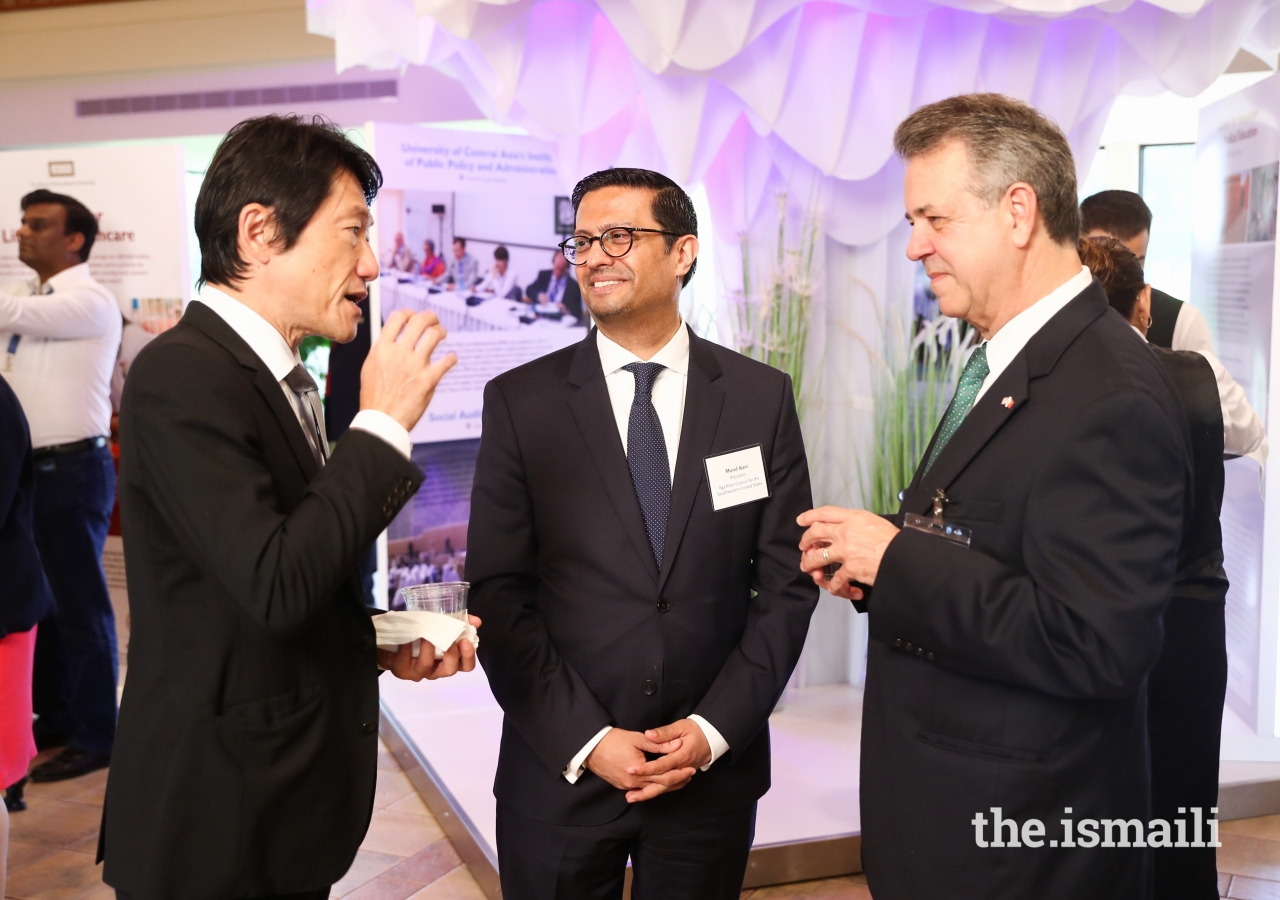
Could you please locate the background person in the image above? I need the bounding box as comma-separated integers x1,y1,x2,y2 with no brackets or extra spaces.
419,238,445,281
1079,234,1264,900
525,249,584,321
798,94,1191,898
468,167,818,900
0,372,57,894
0,188,122,783
473,245,520,300
1080,189,1214,354
444,236,479,290
102,115,476,900
385,231,414,272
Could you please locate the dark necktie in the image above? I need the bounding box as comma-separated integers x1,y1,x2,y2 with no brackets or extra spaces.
623,362,671,569
284,364,328,467
923,343,989,475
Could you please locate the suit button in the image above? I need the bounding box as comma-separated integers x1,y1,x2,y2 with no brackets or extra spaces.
904,642,914,653
915,647,925,657
642,679,658,696
361,721,377,735
892,638,903,649
657,599,671,614
361,634,375,650
926,652,936,662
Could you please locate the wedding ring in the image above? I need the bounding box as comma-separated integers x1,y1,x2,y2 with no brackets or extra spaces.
821,547,831,564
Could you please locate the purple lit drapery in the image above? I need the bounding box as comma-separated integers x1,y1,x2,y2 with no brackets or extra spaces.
309,0,1280,247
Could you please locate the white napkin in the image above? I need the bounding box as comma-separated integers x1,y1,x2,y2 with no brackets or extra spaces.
373,610,479,660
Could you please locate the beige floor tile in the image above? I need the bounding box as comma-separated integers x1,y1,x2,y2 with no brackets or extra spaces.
1229,873,1280,899
377,748,401,773
24,770,110,804
330,849,407,898
382,840,461,886
64,783,107,808
748,875,871,900
1226,816,1280,843
4,849,105,900
7,839,61,873
9,799,104,849
404,865,487,900
358,810,445,858
386,791,433,819
373,770,416,810
78,885,119,900
339,877,424,900
1220,833,1280,881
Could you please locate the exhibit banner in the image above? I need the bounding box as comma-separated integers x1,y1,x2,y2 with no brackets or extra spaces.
369,122,584,605
1192,76,1280,752
0,143,190,402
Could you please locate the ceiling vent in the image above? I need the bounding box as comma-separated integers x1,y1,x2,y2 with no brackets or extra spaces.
75,79,397,117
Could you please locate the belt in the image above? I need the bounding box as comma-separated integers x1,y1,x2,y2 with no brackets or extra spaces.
33,436,108,458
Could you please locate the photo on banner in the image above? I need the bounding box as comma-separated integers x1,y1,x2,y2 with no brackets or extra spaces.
370,123,586,607
0,144,190,408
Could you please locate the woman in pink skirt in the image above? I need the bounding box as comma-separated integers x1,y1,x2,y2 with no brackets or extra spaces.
0,374,57,895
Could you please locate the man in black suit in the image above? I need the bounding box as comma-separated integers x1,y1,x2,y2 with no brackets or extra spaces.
101,115,476,900
524,248,584,321
799,95,1191,898
468,168,818,899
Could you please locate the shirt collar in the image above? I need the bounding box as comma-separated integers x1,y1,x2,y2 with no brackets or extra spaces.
983,266,1093,377
39,262,92,292
197,286,301,382
597,320,690,378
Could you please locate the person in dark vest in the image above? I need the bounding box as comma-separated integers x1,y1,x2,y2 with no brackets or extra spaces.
1079,235,1265,900
1080,189,1214,353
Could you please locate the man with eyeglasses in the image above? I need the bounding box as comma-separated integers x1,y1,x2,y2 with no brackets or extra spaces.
467,167,818,899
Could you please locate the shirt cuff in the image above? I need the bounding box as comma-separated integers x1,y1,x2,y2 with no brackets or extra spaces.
350,409,411,459
563,726,612,784
689,714,730,771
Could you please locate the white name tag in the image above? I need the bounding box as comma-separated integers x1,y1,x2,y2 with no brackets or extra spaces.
704,445,770,511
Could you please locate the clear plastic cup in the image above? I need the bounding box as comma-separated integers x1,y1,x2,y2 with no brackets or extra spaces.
398,582,469,621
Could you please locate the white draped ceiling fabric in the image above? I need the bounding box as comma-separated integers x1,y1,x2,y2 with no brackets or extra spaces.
310,0,1280,248
311,0,1280,684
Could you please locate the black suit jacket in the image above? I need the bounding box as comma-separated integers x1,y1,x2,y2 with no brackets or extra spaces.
860,283,1191,900
102,302,423,900
525,268,584,321
0,375,54,638
468,326,818,826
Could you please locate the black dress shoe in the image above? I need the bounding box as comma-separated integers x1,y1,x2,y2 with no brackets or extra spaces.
3,776,27,811
29,747,110,783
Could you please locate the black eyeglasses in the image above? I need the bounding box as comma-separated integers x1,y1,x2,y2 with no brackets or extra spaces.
558,227,686,265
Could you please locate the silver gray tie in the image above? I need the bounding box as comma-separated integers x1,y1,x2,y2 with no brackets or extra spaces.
284,364,328,467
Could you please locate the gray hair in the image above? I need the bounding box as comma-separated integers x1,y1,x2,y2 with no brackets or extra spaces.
893,93,1081,246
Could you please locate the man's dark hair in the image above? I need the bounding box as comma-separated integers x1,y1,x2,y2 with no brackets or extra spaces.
195,114,382,288
1078,236,1145,319
494,245,509,262
570,168,698,287
424,239,435,254
453,237,466,249
1080,190,1153,241
22,189,98,262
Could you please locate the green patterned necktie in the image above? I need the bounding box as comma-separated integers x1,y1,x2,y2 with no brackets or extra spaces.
923,343,990,475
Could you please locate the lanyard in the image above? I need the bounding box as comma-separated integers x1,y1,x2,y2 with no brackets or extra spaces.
5,334,18,372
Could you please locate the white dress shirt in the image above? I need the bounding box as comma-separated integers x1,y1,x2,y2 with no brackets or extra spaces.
197,288,410,459
973,266,1093,406
475,264,518,299
561,322,731,784
0,262,122,449
1171,303,1216,357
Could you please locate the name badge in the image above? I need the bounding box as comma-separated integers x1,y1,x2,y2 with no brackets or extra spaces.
705,445,770,511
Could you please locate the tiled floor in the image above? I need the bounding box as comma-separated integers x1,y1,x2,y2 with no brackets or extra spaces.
8,747,1280,900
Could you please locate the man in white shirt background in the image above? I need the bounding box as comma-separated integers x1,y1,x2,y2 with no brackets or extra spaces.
0,189,122,783
471,245,520,301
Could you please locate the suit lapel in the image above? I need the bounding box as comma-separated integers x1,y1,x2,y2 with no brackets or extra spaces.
567,331,660,582
657,331,724,594
902,282,1109,512
183,302,321,482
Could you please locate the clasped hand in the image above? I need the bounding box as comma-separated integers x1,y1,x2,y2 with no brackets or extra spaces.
585,718,711,803
377,614,481,682
797,506,901,601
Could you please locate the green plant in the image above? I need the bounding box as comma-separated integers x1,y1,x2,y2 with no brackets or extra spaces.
854,300,977,514
731,191,820,420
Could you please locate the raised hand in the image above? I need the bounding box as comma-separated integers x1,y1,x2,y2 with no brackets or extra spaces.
797,506,900,600
359,309,458,431
378,614,481,681
585,727,695,803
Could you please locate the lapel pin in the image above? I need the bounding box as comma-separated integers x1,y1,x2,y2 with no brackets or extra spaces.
1001,396,1015,409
